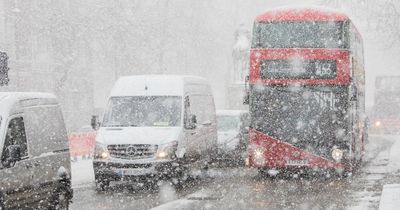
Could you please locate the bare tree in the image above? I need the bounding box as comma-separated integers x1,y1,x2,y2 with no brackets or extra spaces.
321,0,400,50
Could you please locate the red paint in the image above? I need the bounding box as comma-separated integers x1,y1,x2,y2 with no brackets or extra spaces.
256,8,349,22
249,48,350,85
248,129,351,171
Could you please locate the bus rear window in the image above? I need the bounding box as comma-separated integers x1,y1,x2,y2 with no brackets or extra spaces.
252,21,347,49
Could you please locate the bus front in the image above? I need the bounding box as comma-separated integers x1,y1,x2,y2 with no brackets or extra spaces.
247,8,355,175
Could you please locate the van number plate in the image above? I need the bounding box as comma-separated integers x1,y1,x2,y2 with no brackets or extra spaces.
115,169,152,176
287,160,308,165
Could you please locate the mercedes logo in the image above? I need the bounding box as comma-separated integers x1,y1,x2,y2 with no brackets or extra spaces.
126,146,137,156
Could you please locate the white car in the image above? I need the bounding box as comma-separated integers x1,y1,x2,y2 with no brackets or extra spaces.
216,110,249,165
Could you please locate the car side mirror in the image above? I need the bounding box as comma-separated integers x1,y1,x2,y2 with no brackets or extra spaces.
91,115,100,130
2,145,21,168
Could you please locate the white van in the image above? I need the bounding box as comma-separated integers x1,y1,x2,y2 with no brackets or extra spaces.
0,92,72,209
92,75,217,190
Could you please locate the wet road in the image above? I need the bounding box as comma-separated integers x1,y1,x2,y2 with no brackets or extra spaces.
70,135,400,210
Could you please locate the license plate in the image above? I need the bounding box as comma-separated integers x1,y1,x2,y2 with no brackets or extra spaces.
115,168,153,176
287,159,308,165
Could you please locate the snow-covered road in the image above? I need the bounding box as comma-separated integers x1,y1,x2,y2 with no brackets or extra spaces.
69,134,400,210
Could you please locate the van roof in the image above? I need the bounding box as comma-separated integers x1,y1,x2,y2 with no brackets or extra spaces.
0,92,57,116
110,75,210,97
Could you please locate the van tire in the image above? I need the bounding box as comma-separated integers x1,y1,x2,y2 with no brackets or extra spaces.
50,179,72,210
171,166,189,190
95,176,110,192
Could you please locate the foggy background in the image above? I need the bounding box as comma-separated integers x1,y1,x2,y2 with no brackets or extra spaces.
0,0,399,131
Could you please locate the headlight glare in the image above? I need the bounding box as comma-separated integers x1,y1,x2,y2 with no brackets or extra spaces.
331,148,343,162
254,148,264,158
156,141,178,160
94,142,110,160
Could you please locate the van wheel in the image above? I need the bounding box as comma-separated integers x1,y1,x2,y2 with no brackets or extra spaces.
50,180,72,210
95,177,110,192
171,166,189,190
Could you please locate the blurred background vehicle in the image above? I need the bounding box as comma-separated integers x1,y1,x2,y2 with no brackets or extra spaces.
215,110,249,166
370,76,400,134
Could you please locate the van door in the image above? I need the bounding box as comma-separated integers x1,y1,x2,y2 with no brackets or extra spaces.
183,96,201,160
23,105,71,203
188,95,217,158
0,115,34,208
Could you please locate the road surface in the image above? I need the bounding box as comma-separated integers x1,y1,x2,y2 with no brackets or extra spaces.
70,135,400,210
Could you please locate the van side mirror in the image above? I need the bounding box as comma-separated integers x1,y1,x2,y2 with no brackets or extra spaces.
244,126,249,134
1,145,21,168
186,114,197,129
91,115,100,130
243,93,249,105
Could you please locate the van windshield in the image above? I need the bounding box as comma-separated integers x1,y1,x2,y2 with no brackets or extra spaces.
103,96,182,127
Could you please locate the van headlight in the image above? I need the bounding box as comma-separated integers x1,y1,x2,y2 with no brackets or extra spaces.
331,148,344,162
374,121,382,127
94,142,110,160
157,141,178,160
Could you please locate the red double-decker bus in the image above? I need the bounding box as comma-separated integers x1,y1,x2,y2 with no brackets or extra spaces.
245,7,366,176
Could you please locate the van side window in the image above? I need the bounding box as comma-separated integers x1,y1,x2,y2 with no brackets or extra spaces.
189,95,215,125
1,117,28,160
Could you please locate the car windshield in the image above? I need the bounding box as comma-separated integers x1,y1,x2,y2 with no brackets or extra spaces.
251,86,349,158
252,21,347,48
103,96,182,127
217,115,240,132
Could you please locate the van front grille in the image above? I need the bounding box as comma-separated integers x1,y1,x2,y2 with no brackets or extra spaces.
107,144,158,159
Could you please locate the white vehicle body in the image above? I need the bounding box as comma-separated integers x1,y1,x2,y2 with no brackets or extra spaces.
216,110,245,152
93,75,217,188
0,92,72,209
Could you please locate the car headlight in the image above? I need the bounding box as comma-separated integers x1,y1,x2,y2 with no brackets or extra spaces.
375,121,382,127
94,142,110,160
156,141,178,160
331,148,343,162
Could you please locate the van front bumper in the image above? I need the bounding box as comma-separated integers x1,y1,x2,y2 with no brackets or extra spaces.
93,158,177,181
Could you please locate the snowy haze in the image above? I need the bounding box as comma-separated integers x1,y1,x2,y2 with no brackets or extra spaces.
0,0,399,130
